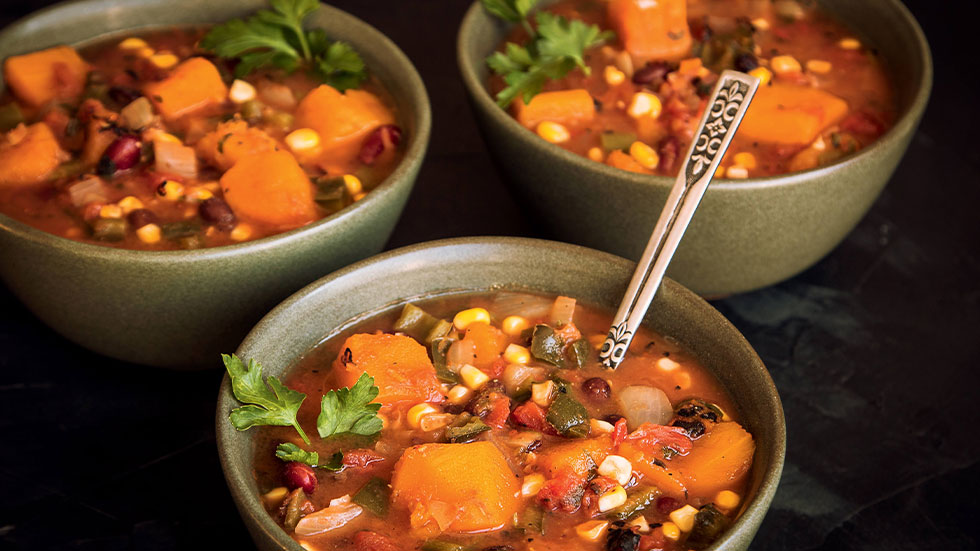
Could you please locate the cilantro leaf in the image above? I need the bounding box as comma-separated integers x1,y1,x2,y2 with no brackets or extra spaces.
482,0,538,25
309,31,367,92
317,372,383,438
275,443,345,471
534,12,614,74
222,354,310,445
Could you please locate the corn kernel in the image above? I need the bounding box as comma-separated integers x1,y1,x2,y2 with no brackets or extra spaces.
673,371,692,390
157,180,184,201
521,473,545,497
447,385,472,406
598,455,633,486
136,223,161,244
576,520,610,541
501,315,530,336
99,204,123,219
598,485,628,512
805,59,833,74
627,515,651,533
838,37,861,50
262,486,289,508
185,187,214,202
353,191,367,202
669,504,699,532
230,223,253,241
460,364,490,390
770,55,801,76
504,343,531,365
733,152,757,170
285,128,322,154
342,174,363,196
629,141,659,170
454,307,491,330
149,53,179,69
627,92,662,119
117,196,143,214
748,66,772,86
726,165,749,179
715,490,741,511
661,521,681,541
604,65,625,86
119,37,149,51
812,136,827,151
419,413,454,432
751,18,770,31
229,79,257,104
587,147,605,162
407,403,439,429
659,357,681,372
531,380,556,407
536,121,570,144
150,130,181,144
135,46,155,58
590,418,614,435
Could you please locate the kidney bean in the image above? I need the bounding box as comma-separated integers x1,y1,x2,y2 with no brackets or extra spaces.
108,86,142,106
656,496,681,515
283,462,317,494
358,124,402,165
632,61,672,86
199,197,237,231
657,136,680,175
127,208,158,229
581,377,611,402
103,135,142,171
734,53,759,73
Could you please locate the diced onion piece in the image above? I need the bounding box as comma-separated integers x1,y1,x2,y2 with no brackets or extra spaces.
294,500,362,536
258,80,297,110
501,363,545,395
67,176,107,207
549,295,576,326
154,140,197,180
618,385,673,428
446,338,476,371
120,97,154,130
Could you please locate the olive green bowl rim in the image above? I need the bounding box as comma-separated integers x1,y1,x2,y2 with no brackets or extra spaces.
216,236,786,551
0,0,432,264
456,0,932,192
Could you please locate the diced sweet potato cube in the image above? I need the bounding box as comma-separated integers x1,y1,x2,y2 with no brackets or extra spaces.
672,421,755,498
391,442,521,534
220,149,317,229
3,46,89,107
294,85,395,164
334,333,445,410
196,119,279,171
143,57,228,120
0,123,67,187
607,0,692,61
461,322,507,373
513,89,596,130
537,436,612,478
618,440,688,497
739,83,849,145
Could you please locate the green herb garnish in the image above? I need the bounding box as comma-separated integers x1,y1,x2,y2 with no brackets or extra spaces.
275,443,344,470
200,0,367,91
483,0,614,108
317,372,384,438
222,353,310,445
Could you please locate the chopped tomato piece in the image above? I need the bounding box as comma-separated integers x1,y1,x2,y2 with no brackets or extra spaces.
626,423,693,455
536,469,587,513
342,449,386,469
354,531,402,551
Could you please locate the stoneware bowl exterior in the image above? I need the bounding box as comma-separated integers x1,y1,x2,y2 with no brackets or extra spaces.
457,0,932,296
217,237,786,551
0,0,431,368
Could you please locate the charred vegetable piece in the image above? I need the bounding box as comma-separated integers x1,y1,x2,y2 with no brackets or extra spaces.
431,336,460,384
546,393,589,438
605,522,641,551
531,324,565,366
600,131,636,152
565,338,592,369
606,485,661,521
687,504,731,550
695,19,756,73
352,477,391,518
445,417,491,443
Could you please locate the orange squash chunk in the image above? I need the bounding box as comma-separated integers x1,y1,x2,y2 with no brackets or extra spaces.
739,83,849,146
619,440,688,497
672,421,755,498
513,89,596,129
0,123,67,187
537,436,612,478
334,333,445,409
3,46,89,107
220,149,317,229
391,442,521,534
143,57,228,120
607,0,692,61
606,149,652,174
461,322,507,373
294,85,395,163
196,119,279,171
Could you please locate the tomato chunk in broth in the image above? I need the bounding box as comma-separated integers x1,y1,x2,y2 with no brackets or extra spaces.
252,292,755,551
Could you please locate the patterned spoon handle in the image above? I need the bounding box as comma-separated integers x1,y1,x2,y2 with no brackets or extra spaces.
599,70,760,369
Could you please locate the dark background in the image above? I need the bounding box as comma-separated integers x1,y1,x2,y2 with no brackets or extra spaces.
1,1,977,550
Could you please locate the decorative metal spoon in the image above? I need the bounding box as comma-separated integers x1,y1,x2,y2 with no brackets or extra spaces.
599,70,760,369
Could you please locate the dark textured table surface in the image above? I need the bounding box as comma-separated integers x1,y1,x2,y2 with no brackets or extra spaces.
1,1,977,550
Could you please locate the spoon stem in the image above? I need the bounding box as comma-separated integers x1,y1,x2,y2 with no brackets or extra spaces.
599,70,760,369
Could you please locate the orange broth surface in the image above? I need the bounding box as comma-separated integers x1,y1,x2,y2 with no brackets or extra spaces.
0,28,402,250
252,292,755,551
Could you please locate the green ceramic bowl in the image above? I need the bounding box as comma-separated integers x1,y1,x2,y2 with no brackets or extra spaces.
0,0,431,368
217,237,785,551
458,0,931,296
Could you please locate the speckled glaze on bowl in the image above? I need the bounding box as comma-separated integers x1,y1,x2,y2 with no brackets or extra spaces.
0,0,431,368
217,237,785,551
458,0,931,296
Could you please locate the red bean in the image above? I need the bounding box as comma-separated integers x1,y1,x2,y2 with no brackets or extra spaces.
358,124,402,165
103,135,142,171
199,197,236,231
632,61,671,86
283,462,317,494
127,208,158,229
656,496,681,514
657,136,680,175
581,377,611,402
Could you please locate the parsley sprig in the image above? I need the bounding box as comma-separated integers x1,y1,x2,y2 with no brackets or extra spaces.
200,0,367,91
223,353,310,444
276,443,344,470
482,0,614,108
317,372,384,438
